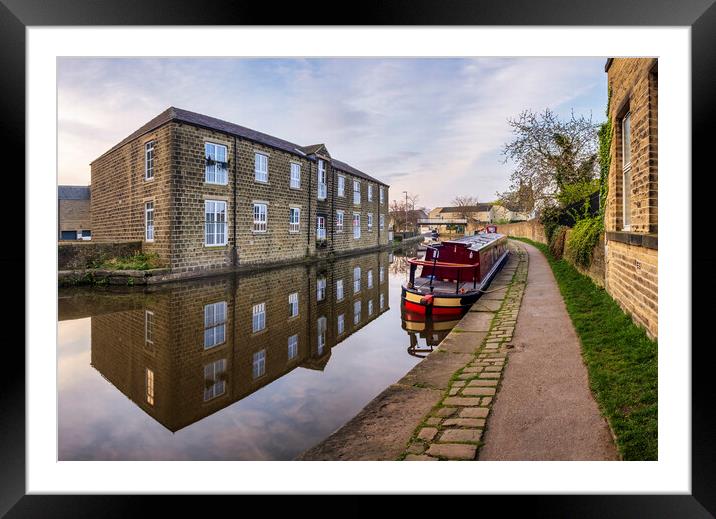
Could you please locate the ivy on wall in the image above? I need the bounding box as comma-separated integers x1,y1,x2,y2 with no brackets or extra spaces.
598,89,613,217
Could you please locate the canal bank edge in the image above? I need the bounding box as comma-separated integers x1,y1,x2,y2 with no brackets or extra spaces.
58,234,424,287
296,240,527,461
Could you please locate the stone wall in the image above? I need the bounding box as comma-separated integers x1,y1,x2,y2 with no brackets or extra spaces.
495,220,547,245
564,230,606,287
58,241,142,270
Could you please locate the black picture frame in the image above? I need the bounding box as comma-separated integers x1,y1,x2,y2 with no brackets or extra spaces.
4,0,715,514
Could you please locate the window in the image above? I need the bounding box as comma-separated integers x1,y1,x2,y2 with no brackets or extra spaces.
290,162,301,189
317,277,326,302
252,350,266,379
337,175,345,197
253,203,268,233
288,335,298,360
379,214,385,230
353,266,361,293
145,141,155,180
337,313,345,335
316,216,326,240
252,302,266,333
368,299,374,316
380,293,385,309
146,368,155,406
288,292,299,318
380,265,385,283
205,200,227,245
367,213,373,232
622,111,632,230
336,210,344,232
255,152,268,183
317,160,327,200
336,279,344,301
380,186,384,204
145,201,154,242
367,269,373,288
204,301,227,349
353,300,361,325
289,207,300,233
353,180,361,205
203,359,226,401
317,317,327,354
145,310,154,346
205,143,228,184
367,185,373,202
353,213,361,239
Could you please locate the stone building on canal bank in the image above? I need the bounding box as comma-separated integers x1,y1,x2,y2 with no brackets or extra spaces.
58,185,91,240
604,58,658,339
90,107,390,274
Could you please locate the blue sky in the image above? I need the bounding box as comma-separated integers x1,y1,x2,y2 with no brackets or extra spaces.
58,57,607,208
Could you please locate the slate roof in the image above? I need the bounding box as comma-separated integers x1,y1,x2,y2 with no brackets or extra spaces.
439,204,492,214
58,185,90,200
93,107,388,187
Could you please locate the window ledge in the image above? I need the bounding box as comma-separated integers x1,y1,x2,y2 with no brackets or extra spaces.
606,231,658,250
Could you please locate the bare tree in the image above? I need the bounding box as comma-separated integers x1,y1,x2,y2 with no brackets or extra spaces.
450,195,480,221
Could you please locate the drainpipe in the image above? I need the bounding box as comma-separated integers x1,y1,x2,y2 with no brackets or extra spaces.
233,135,238,267
307,159,312,249
330,163,335,252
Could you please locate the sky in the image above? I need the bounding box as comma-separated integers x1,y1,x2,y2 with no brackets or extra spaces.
57,57,607,209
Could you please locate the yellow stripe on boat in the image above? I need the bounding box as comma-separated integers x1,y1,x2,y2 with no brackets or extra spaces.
404,321,425,331
404,291,424,304
432,297,463,307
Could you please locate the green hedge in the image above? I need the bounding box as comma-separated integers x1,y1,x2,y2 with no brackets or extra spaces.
564,216,603,268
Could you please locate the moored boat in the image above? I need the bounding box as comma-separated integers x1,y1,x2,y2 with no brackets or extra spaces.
401,232,509,315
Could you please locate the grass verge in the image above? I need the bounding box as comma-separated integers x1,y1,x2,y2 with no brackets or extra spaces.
513,237,657,461
90,251,164,271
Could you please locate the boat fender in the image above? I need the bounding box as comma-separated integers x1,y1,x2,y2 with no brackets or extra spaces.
420,294,435,305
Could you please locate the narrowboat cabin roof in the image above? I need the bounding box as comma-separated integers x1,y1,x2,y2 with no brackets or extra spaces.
442,233,505,252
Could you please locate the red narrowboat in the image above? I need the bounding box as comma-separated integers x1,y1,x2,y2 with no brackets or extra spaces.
401,233,509,315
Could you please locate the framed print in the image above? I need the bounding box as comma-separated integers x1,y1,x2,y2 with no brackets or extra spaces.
4,0,715,514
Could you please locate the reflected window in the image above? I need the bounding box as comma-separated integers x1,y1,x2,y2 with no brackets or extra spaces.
379,214,385,230
145,310,155,346
288,334,298,360
146,368,155,406
353,266,361,293
317,317,327,355
204,301,227,349
368,299,374,316
353,300,361,325
380,265,385,283
337,175,345,197
203,359,226,401
380,293,385,309
367,213,373,232
317,277,326,302
253,349,266,379
353,213,361,239
145,201,154,242
336,210,344,232
288,292,299,318
353,180,361,205
337,313,345,335
252,302,266,333
380,186,385,204
367,269,373,288
367,184,373,202
336,279,344,301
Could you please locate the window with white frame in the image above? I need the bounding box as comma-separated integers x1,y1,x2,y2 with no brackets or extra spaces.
367,269,373,288
203,359,226,401
288,334,298,360
317,160,327,200
367,184,373,202
367,213,373,232
254,152,268,183
380,265,385,283
622,111,632,230
288,292,299,318
317,316,327,354
289,207,300,233
380,293,385,309
145,140,155,180
316,216,326,240
253,203,268,233
252,302,266,333
336,210,344,232
379,214,385,230
353,213,361,239
145,201,154,242
205,142,228,185
336,279,344,301
252,349,266,379
145,310,154,346
204,301,227,349
290,162,301,189
205,200,227,245
368,299,374,316
146,368,155,405
337,175,345,197
317,277,326,302
353,180,361,205
353,300,361,325
379,186,384,204
353,266,361,293
337,313,345,335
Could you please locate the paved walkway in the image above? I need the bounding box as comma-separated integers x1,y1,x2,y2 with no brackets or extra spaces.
479,241,618,460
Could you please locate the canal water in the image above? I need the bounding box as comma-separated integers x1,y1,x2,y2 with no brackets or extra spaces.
58,244,455,460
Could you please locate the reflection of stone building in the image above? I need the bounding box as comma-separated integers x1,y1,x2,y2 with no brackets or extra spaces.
87,251,390,432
